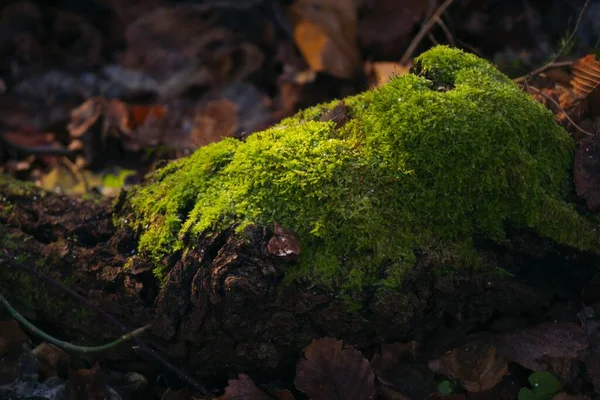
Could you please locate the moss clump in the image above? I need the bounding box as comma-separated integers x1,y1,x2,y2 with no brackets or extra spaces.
122,45,599,292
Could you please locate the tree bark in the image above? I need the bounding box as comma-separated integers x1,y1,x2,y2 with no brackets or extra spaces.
0,176,598,387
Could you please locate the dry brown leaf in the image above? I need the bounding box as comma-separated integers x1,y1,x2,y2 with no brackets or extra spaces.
295,337,375,400
370,341,433,399
496,322,588,371
258,384,296,400
224,374,273,400
67,363,111,400
32,343,69,381
364,61,411,88
290,0,360,79
551,394,592,400
0,320,29,356
571,55,600,98
0,320,31,385
428,339,508,393
192,100,238,147
68,98,104,138
376,385,413,400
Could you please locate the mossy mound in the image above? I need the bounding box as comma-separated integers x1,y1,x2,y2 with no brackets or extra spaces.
122,46,599,292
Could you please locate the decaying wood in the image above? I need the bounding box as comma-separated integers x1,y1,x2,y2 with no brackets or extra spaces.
0,176,598,387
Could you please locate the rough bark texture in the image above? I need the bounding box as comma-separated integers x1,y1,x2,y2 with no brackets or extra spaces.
0,176,598,388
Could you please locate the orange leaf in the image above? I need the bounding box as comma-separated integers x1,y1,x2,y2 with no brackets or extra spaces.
571,54,600,98
290,0,359,79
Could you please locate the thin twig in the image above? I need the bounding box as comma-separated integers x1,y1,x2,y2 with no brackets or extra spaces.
0,289,151,353
435,16,455,47
61,156,89,193
0,250,211,396
525,84,593,137
513,60,575,83
400,0,456,65
427,33,439,46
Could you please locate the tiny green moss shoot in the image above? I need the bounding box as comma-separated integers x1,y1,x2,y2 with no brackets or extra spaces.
122,46,599,293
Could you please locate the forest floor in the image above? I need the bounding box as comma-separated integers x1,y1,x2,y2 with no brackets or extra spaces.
1,0,600,399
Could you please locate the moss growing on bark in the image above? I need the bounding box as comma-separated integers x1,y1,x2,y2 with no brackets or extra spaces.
122,46,599,291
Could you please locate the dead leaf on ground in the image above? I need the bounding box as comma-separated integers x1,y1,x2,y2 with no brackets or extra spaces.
364,61,411,88
31,342,69,381
0,127,63,167
571,55,600,98
551,394,592,400
295,337,375,400
428,338,508,393
496,322,588,372
67,363,112,400
290,0,360,79
0,320,29,356
224,374,274,400
370,341,433,399
122,4,264,95
193,100,238,147
375,385,413,400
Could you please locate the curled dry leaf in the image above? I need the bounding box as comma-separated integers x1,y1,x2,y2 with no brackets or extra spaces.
290,0,360,79
571,55,600,98
428,339,508,393
295,337,375,400
268,222,301,257
68,98,104,138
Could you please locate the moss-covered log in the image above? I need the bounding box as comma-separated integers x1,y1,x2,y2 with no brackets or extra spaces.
1,46,599,386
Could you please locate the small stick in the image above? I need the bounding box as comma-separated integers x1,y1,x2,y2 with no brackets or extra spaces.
435,15,455,47
400,0,456,65
525,84,593,137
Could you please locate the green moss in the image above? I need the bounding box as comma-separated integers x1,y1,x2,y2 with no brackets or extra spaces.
122,46,600,293
0,173,38,197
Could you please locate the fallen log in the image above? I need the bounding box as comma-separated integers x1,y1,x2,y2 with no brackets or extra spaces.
1,46,599,389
